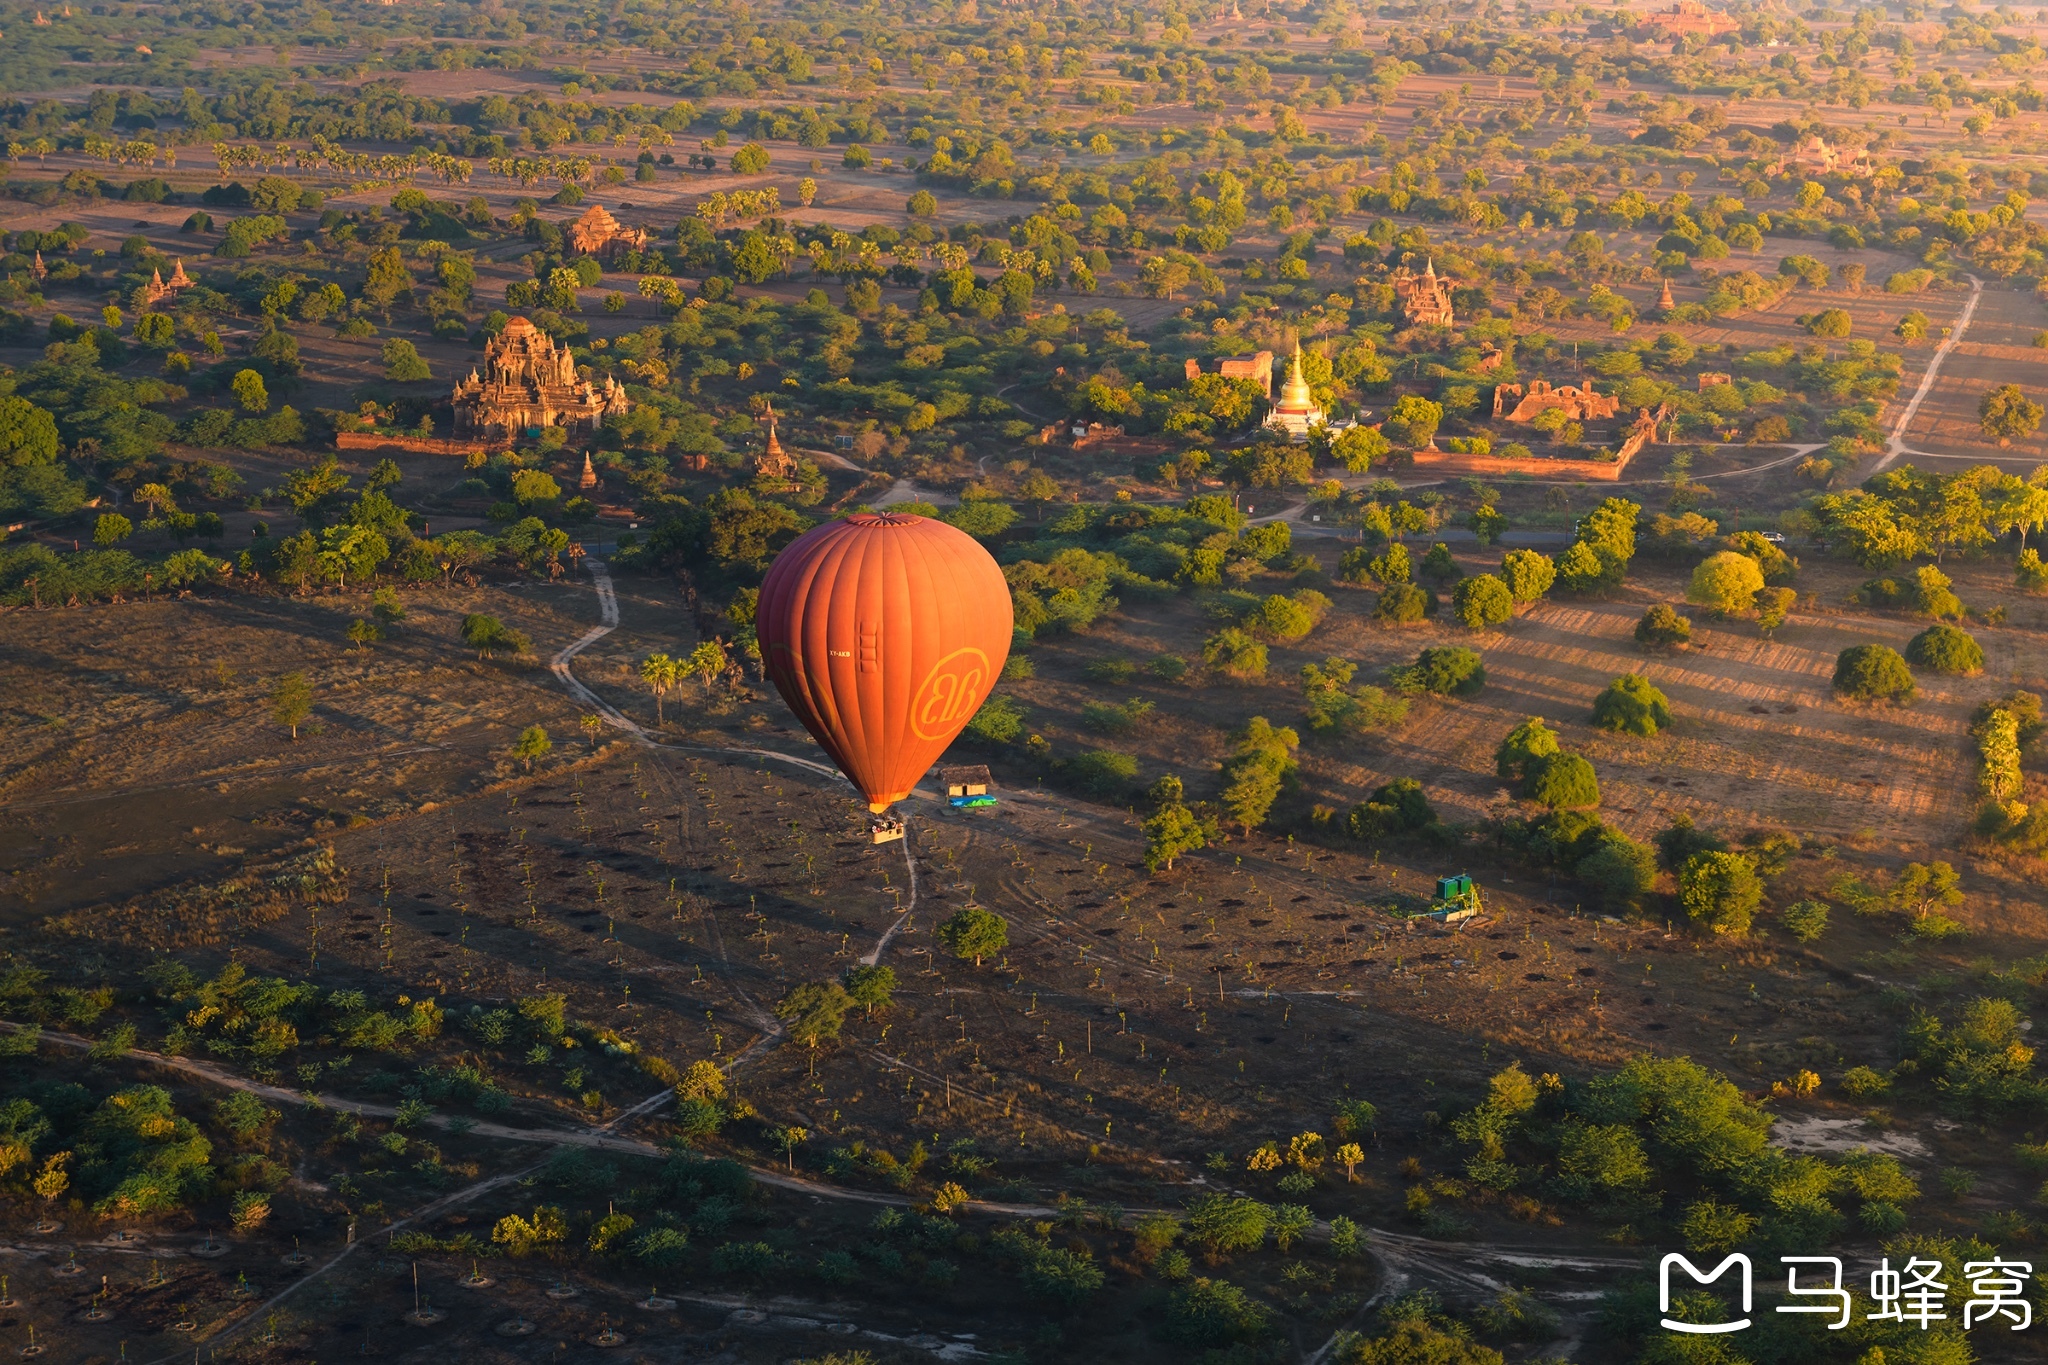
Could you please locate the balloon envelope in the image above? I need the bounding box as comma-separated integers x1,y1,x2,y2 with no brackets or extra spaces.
758,513,1012,812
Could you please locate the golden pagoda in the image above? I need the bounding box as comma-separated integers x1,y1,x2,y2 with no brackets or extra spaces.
1263,342,1326,442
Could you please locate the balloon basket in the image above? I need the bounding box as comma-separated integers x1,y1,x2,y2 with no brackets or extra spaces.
869,817,905,845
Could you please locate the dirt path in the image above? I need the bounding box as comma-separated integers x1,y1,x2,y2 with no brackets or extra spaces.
62,1000,1628,1365
1874,273,1984,471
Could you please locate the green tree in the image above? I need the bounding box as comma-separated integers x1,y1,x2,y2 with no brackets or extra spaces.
729,142,771,174
1591,674,1673,737
1568,497,1641,589
1554,540,1606,593
1891,860,1962,920
1755,586,1796,635
1202,626,1268,681
1383,394,1443,448
1805,308,1852,338
0,395,61,466
1680,851,1763,934
380,338,432,381
686,640,728,696
1466,503,1508,546
1980,384,2043,445
512,468,562,506
1220,717,1298,835
1143,775,1216,872
937,905,1008,966
907,190,938,217
231,369,269,413
1494,716,1560,784
1166,1277,1270,1347
841,964,896,1016
774,980,851,1048
270,672,312,739
93,512,132,546
1781,900,1830,942
1687,551,1765,616
1183,1194,1273,1259
345,617,382,651
639,653,682,722
1913,564,1965,619
1499,549,1555,603
462,613,531,659
362,245,412,307
1331,424,1391,471
512,724,551,772
1451,574,1514,629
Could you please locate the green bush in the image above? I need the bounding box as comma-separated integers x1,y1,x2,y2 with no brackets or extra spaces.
711,1240,781,1277
1833,644,1915,702
1373,582,1432,622
1347,778,1435,839
1202,626,1268,680
1839,1066,1891,1097
632,1227,689,1266
1062,749,1138,794
1080,698,1154,735
1905,624,1984,675
1781,900,1830,943
965,694,1025,744
1635,604,1692,648
1183,1194,1273,1258
1680,851,1762,935
1165,1277,1270,1346
1452,573,1515,629
1389,646,1485,697
1576,832,1658,910
1590,674,1672,737
1526,753,1599,809
1419,541,1461,581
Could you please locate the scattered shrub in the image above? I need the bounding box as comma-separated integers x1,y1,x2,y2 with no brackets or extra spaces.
1780,900,1830,943
1388,646,1485,697
1590,674,1672,737
1905,624,1984,675
1833,644,1915,703
1635,604,1692,649
1680,851,1763,935
1526,752,1600,809
1451,573,1515,629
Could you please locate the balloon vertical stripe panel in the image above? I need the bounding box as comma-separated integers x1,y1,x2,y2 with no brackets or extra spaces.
758,513,1013,812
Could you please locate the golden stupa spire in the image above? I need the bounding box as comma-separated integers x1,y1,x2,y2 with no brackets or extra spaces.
1279,339,1314,410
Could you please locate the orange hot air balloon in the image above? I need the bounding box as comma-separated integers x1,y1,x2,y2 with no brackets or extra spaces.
758,513,1013,813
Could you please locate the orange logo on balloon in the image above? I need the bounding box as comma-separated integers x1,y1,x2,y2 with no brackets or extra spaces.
910,648,991,741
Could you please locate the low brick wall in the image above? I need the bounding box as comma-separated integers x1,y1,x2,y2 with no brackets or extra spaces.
335,432,496,457
1404,445,1638,481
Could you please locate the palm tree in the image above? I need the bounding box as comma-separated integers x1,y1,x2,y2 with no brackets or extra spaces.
640,653,680,723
